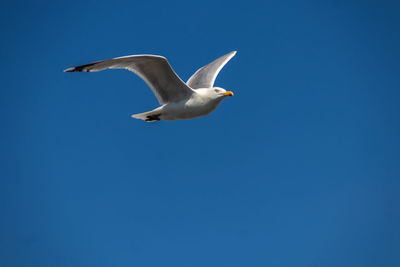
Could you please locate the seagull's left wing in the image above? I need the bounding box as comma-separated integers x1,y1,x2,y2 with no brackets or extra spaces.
187,51,236,89
64,55,194,104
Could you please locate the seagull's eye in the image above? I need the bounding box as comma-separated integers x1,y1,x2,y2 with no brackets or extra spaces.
214,89,220,93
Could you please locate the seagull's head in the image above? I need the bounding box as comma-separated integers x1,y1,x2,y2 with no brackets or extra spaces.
196,87,234,103
212,87,234,98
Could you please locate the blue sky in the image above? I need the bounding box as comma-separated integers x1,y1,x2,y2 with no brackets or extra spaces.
1,0,399,266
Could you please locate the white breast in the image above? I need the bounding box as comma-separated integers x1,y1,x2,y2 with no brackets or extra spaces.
161,92,223,120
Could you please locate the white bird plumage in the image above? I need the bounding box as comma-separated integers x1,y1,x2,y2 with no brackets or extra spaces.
64,51,236,121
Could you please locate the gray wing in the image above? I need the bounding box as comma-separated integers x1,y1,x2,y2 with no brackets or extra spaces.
64,55,194,104
186,51,237,89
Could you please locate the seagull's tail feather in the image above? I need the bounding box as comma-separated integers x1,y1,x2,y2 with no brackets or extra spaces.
131,109,162,122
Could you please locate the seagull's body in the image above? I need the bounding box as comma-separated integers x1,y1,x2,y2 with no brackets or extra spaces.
64,51,236,121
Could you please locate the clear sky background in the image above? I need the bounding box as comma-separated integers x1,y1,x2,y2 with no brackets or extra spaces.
1,0,399,266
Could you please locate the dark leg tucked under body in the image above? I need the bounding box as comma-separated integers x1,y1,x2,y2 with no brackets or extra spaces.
145,114,161,122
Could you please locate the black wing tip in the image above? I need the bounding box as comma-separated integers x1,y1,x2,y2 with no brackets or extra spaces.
64,67,77,72
64,66,87,72
63,62,96,72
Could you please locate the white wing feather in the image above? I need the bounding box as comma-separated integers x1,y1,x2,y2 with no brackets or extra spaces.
186,51,237,89
64,55,194,104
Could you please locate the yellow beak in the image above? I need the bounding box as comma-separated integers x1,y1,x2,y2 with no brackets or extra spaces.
223,91,234,96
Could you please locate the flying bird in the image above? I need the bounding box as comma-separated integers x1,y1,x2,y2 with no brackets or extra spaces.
64,51,236,121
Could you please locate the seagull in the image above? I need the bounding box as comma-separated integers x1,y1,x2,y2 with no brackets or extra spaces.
64,51,236,121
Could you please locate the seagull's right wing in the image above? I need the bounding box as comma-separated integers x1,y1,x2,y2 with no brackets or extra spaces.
64,55,194,104
186,51,237,89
